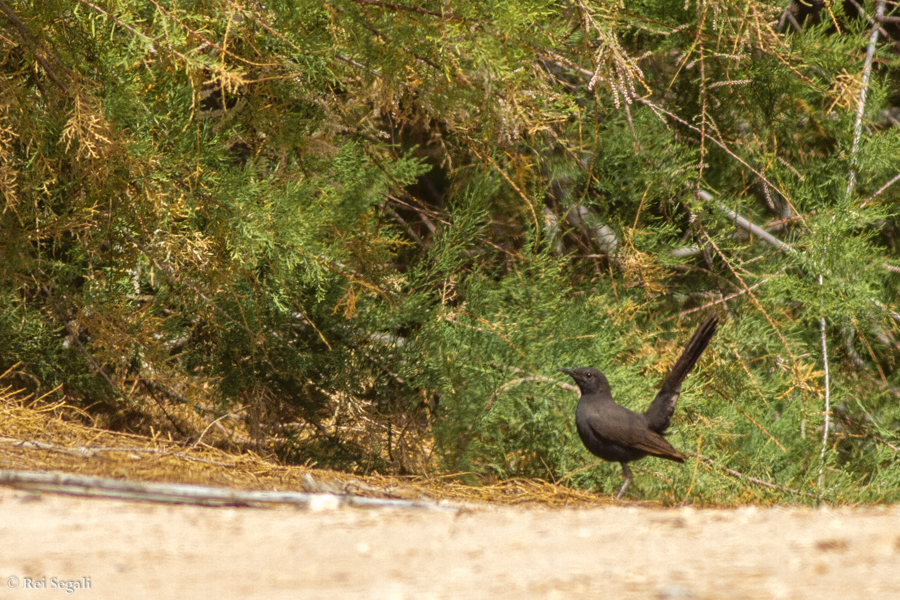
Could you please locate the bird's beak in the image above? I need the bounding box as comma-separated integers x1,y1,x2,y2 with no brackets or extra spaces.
558,368,574,376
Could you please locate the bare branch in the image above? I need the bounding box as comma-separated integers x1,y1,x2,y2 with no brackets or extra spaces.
0,0,70,92
693,453,819,499
849,1,886,198
698,190,796,254
817,280,831,493
0,470,460,512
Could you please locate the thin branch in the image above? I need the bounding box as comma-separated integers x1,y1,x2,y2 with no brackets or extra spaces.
0,437,236,467
145,0,276,68
735,405,787,452
385,206,426,248
639,99,801,224
0,470,460,512
871,297,900,323
693,453,818,499
817,274,831,493
329,2,441,71
832,409,900,453
849,1,886,198
846,0,893,41
477,149,541,238
785,12,804,33
0,0,70,92
66,320,123,395
701,233,798,364
813,0,887,495
776,2,792,31
698,190,796,254
764,213,810,232
351,0,464,21
123,232,262,341
661,274,781,323
863,172,900,206
192,414,240,449
670,245,702,258
71,0,157,54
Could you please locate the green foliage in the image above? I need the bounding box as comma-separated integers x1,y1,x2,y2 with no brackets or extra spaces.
2,0,900,503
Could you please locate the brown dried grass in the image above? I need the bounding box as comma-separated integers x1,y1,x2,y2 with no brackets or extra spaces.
0,368,624,509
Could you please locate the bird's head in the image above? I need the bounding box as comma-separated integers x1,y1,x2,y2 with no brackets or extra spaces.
558,367,610,396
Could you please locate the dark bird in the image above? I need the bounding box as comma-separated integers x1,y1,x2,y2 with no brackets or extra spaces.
559,313,719,498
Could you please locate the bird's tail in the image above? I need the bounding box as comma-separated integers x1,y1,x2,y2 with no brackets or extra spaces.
661,312,718,394
644,313,718,432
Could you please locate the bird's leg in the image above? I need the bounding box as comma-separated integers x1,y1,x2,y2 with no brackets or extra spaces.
616,463,633,499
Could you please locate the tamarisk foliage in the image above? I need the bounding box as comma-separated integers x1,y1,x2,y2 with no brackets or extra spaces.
1,0,900,502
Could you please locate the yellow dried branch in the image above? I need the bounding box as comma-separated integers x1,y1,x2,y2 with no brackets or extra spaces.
0,107,19,213
574,0,646,108
827,69,865,113
61,94,113,162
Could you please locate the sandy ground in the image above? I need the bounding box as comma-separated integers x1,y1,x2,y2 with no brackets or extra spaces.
1,488,898,600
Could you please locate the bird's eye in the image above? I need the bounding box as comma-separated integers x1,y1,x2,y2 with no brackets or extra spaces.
585,373,593,378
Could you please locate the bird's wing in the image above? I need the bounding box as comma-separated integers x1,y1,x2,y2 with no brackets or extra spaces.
583,403,685,461
644,313,718,433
